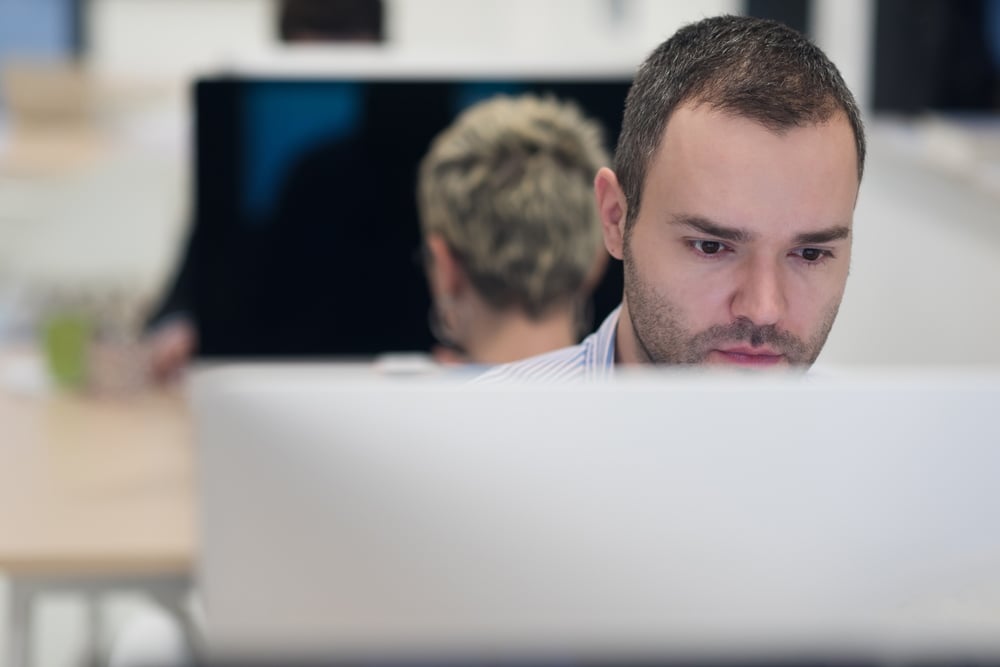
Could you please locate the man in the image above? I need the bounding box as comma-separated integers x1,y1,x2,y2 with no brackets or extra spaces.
418,94,610,364
477,14,865,382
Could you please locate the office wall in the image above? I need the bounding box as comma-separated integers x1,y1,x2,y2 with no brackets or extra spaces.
84,0,874,100
387,0,738,64
86,0,739,79
85,0,276,78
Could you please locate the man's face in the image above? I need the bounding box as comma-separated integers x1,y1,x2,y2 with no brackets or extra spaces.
596,103,859,368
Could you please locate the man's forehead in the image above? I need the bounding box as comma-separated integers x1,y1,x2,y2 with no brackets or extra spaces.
655,103,859,178
642,104,860,227
645,106,858,190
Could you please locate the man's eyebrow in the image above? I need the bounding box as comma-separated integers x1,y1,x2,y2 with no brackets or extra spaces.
671,215,752,243
793,226,851,245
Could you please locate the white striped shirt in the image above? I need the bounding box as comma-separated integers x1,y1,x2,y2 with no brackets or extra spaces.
473,305,621,384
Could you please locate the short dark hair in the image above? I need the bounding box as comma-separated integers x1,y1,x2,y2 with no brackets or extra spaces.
615,15,866,229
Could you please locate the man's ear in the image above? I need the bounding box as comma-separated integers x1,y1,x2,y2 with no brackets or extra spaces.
594,167,628,261
425,233,466,298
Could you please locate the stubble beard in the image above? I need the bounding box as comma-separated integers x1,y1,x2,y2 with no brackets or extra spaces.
621,234,840,367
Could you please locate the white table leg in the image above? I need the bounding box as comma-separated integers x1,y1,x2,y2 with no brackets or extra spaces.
8,578,34,667
80,590,101,667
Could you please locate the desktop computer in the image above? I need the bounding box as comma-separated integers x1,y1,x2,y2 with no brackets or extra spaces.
190,364,1000,665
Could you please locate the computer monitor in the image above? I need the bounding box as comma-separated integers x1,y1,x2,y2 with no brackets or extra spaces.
191,364,1000,664
186,74,630,358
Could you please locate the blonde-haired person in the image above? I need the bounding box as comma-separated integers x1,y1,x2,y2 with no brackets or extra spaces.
418,94,610,365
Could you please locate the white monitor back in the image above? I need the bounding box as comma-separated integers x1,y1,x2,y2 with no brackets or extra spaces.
191,364,1000,663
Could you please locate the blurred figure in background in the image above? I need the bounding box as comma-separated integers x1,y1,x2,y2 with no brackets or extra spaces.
417,94,610,365
144,0,385,381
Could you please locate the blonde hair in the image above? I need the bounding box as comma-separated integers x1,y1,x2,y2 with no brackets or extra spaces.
417,94,609,318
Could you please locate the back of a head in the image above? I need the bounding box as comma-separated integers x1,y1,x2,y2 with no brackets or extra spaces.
417,94,610,319
615,14,866,229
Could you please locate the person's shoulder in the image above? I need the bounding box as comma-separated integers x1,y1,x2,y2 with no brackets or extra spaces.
469,343,590,385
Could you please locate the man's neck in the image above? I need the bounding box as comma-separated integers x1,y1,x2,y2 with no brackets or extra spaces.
464,306,578,365
613,300,650,365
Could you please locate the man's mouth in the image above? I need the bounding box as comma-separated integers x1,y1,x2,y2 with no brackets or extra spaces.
709,346,786,366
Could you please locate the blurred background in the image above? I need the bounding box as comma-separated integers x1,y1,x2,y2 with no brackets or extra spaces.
0,0,998,366
0,1,999,665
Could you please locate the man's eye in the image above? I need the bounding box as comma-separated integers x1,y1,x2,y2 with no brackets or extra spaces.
794,247,832,262
691,240,727,255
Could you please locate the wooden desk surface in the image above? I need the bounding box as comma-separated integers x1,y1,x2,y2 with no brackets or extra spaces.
0,358,195,577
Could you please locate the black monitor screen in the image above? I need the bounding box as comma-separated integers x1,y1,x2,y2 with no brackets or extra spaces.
190,77,631,357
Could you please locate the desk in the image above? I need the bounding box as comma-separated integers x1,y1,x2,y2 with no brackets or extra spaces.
0,353,195,666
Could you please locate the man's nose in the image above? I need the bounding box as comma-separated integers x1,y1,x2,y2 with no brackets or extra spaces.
730,258,787,327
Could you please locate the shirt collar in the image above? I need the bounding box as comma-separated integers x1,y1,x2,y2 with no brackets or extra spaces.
587,304,621,381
